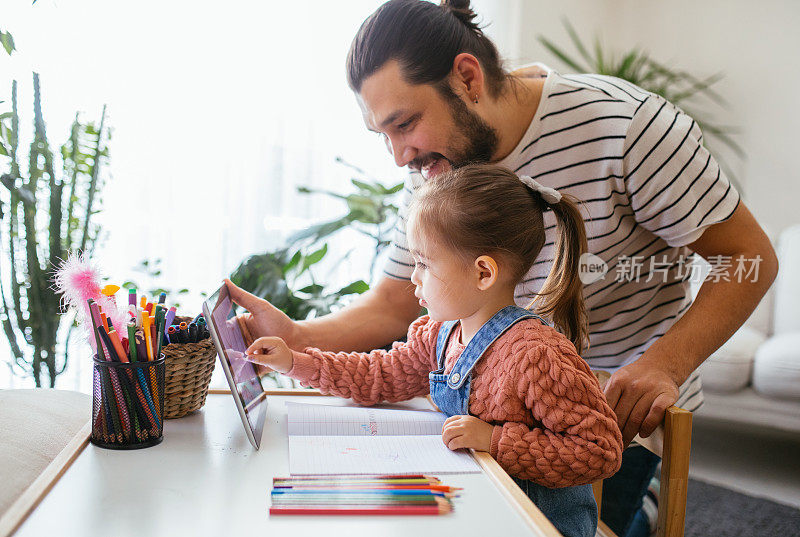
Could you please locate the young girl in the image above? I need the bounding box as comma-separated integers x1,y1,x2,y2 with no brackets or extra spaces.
244,163,622,537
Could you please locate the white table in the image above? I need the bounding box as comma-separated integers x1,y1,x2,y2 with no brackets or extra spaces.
11,391,561,537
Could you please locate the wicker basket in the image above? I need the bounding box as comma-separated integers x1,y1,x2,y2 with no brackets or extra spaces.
162,316,217,419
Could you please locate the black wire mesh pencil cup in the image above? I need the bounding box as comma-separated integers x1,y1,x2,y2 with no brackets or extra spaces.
91,354,166,449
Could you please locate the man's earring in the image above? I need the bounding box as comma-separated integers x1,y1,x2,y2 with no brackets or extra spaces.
473,95,479,104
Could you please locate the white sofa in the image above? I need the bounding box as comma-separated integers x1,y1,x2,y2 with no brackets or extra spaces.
695,224,800,434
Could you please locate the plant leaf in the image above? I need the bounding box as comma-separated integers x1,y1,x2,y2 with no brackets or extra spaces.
283,250,302,274
286,215,352,244
351,178,382,195
302,244,328,270
562,18,594,68
0,31,15,56
616,51,639,79
594,36,606,73
297,284,324,295
537,36,586,73
385,182,404,194
337,280,369,295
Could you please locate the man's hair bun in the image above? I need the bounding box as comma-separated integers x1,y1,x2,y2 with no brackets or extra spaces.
440,0,481,33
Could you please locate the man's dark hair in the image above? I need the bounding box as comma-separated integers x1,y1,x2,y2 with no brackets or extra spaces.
346,0,508,98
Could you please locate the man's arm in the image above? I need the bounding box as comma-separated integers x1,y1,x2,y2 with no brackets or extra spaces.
227,275,420,353
605,202,779,444
296,275,421,352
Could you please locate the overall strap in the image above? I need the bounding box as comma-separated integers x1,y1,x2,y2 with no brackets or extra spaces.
447,305,547,389
435,320,460,369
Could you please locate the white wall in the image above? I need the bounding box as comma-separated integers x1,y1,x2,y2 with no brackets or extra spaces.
514,0,800,237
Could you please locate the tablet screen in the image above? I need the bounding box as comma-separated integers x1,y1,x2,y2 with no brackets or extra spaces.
203,285,266,448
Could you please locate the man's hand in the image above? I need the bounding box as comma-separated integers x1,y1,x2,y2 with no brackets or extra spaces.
603,357,680,446
224,278,301,375
441,415,493,452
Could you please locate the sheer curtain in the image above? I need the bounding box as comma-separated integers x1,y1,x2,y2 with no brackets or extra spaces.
0,0,523,391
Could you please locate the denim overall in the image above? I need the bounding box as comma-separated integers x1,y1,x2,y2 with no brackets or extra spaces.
429,305,597,537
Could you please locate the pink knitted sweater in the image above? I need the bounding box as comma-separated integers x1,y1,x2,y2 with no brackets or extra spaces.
286,315,623,488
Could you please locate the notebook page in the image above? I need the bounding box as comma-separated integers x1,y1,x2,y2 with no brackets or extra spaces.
288,435,481,475
286,402,446,436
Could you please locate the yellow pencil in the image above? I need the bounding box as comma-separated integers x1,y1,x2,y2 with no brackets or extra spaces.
142,313,154,361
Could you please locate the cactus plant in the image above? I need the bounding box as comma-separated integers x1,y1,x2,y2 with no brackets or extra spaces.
0,73,109,387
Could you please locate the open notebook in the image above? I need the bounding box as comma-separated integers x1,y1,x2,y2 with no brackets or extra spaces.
286,402,481,475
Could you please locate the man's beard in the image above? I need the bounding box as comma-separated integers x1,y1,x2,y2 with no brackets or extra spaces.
442,85,499,167
407,84,499,175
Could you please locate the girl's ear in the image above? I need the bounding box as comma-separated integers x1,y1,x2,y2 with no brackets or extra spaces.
474,255,499,291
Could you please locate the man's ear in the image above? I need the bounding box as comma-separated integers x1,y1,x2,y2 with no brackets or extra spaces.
450,52,485,102
474,255,499,291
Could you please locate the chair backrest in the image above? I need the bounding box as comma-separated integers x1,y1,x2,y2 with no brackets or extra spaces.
592,372,693,537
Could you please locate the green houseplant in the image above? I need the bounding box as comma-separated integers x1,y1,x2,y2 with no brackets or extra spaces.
0,74,110,387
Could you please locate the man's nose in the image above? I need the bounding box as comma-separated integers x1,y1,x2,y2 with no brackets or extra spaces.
386,136,416,168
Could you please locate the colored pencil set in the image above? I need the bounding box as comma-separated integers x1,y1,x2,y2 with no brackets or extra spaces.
269,475,460,516
90,288,174,446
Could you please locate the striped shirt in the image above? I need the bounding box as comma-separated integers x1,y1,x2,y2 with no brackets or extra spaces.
382,66,741,412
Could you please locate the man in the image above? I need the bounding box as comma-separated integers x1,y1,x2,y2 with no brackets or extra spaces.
227,1,778,535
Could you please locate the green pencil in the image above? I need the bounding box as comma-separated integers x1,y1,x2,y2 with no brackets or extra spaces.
127,322,138,362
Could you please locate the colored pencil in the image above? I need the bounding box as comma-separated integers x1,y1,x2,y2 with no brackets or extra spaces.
127,323,138,362
142,313,154,361
96,327,129,440
269,505,450,516
268,476,456,516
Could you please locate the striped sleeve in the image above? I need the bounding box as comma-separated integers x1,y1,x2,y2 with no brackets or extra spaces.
381,171,421,280
623,95,740,247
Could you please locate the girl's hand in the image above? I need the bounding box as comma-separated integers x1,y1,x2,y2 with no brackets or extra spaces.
441,415,493,452
244,336,293,374
225,278,303,376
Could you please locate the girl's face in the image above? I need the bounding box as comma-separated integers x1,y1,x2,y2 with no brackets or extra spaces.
407,221,484,322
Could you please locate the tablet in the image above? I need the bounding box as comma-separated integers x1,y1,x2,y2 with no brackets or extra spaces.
202,284,267,449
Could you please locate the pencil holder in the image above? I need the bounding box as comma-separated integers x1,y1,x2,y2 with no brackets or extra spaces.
162,316,217,419
91,354,165,449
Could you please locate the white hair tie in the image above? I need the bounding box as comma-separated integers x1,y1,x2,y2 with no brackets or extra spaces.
519,175,562,205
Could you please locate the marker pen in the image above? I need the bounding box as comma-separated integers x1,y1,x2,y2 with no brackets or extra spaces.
188,322,198,343
179,322,189,344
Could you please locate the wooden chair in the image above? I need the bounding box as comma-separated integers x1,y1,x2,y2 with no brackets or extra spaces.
592,371,693,537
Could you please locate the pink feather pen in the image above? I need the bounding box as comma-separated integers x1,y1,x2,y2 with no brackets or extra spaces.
53,251,127,354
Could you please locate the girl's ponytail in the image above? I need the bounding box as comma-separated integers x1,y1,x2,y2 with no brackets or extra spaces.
530,196,589,355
